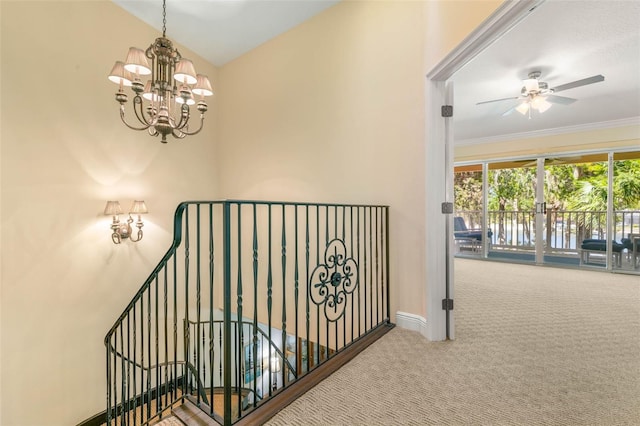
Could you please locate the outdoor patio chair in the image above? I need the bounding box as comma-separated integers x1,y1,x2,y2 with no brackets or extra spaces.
579,238,623,266
453,216,492,241
621,237,640,268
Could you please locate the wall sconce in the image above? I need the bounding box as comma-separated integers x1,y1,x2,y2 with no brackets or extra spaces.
104,200,148,244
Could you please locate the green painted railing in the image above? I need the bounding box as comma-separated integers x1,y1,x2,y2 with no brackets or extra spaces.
105,200,390,425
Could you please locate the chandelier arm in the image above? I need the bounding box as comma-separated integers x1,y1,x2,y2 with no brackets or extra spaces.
120,106,152,132
179,115,205,136
133,96,158,128
172,104,190,130
171,129,188,139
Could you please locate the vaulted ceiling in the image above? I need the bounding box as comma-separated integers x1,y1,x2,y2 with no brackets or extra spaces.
114,0,640,146
112,0,340,66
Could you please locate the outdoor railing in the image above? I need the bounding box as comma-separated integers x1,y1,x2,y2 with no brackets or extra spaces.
105,200,390,426
456,209,640,252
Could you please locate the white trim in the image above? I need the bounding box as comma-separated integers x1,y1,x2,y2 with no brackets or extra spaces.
427,0,544,80
455,117,640,147
396,311,428,336
423,0,546,342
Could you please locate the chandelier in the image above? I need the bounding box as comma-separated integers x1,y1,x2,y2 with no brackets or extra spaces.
108,0,213,143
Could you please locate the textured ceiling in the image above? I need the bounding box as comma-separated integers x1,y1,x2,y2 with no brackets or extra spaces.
452,0,640,144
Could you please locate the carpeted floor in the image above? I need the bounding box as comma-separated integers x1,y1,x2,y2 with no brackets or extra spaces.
266,259,640,425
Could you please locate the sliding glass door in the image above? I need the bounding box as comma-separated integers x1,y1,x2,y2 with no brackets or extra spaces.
454,151,640,275
613,152,640,272
453,164,486,257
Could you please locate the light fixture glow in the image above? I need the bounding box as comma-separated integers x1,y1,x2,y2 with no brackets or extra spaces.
108,62,133,88
532,96,552,113
108,0,213,143
523,78,539,93
104,200,149,244
516,102,530,115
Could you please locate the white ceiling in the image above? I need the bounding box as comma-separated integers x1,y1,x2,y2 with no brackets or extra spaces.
452,0,640,144
112,0,340,66
114,0,640,145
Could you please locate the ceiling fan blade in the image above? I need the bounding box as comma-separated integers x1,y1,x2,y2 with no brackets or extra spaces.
476,96,520,105
501,106,517,116
545,94,577,105
551,75,604,93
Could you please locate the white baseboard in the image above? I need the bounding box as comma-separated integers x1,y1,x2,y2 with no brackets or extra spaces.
395,311,428,336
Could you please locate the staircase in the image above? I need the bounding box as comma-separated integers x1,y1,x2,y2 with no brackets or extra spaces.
105,201,392,425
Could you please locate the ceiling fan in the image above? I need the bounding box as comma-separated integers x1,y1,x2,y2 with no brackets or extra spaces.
477,71,605,118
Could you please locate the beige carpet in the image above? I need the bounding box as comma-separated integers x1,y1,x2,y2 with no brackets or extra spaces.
266,259,640,425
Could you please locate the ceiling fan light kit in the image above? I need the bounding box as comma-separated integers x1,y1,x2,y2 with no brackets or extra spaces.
479,71,605,119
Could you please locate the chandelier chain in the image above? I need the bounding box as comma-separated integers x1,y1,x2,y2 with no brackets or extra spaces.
162,0,167,37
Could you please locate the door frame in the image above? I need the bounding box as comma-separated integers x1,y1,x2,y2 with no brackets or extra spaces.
424,0,546,341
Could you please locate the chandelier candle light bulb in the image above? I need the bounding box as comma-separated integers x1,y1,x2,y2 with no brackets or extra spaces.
108,0,213,143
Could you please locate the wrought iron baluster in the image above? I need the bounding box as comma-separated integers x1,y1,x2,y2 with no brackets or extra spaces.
222,201,232,426
201,326,206,393
252,204,259,407
237,204,244,416
350,206,354,343
173,254,178,403
119,325,125,426
281,204,287,389
155,276,161,416
305,205,310,374
357,207,361,338
209,203,215,416
316,205,320,365
131,304,137,426
146,283,151,421
375,207,379,326
184,208,191,396
126,314,131,425
325,205,331,360
267,204,273,395
163,266,169,412
364,208,368,333
234,322,241,417
196,205,202,405
385,207,390,322
343,206,347,347
294,205,299,379
369,206,373,331
140,295,145,423
106,337,112,425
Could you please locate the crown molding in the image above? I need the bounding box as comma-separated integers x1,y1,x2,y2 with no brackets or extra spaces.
455,117,640,147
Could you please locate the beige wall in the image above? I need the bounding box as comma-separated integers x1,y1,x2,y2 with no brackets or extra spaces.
0,1,218,425
218,0,502,329
218,0,427,320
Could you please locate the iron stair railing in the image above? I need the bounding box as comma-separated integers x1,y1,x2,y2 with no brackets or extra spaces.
105,200,390,425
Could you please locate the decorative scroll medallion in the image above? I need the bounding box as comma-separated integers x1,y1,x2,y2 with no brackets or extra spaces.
309,239,358,322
